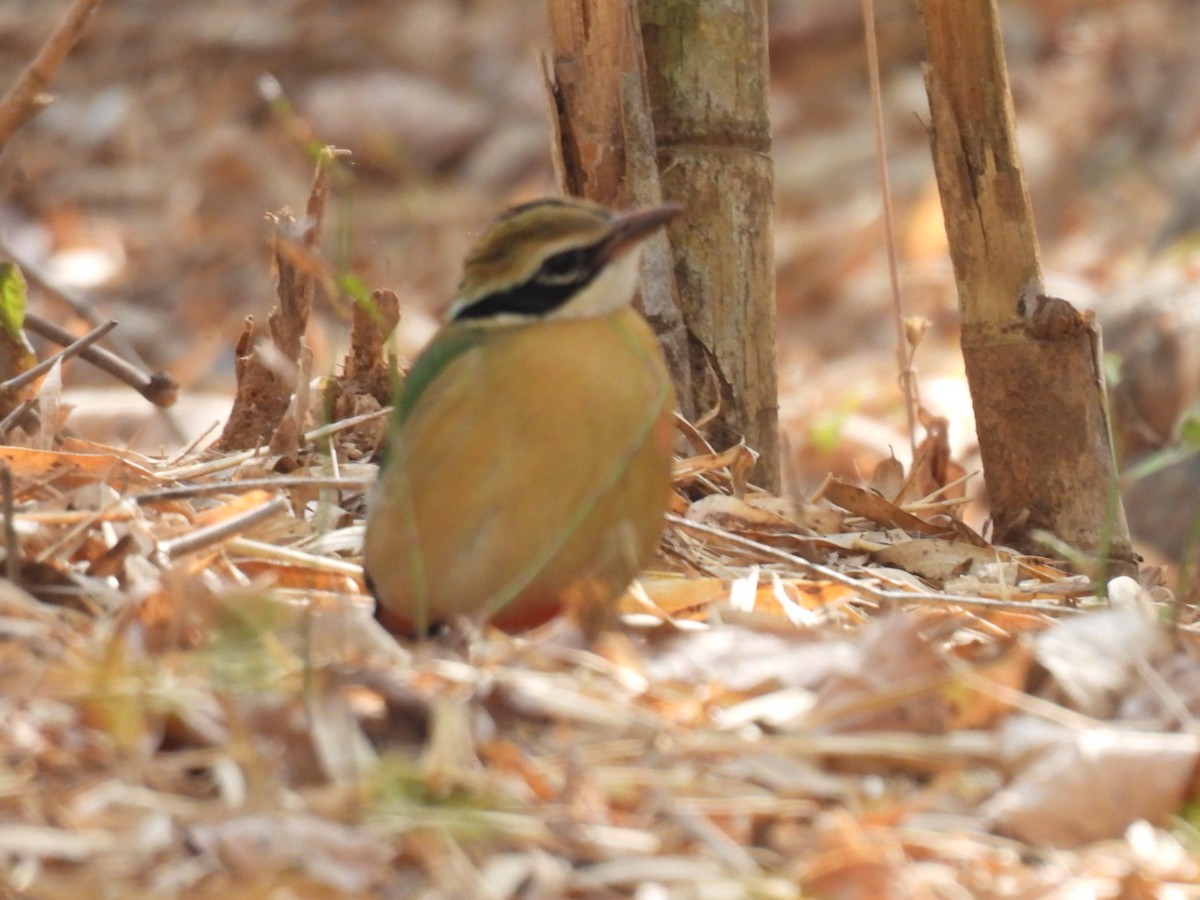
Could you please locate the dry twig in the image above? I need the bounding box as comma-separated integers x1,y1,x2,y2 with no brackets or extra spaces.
0,0,105,154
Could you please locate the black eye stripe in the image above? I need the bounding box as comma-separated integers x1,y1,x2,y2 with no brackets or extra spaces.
452,274,598,320
452,244,604,321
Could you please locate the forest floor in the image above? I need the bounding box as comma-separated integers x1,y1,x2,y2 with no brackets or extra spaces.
4,0,1200,896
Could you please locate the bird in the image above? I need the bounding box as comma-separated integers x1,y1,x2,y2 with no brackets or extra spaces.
364,197,681,636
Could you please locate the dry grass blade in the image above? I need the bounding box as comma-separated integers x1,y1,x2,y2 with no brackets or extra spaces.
135,475,373,504
160,408,388,481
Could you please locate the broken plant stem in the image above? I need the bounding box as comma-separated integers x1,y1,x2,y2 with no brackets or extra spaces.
0,235,151,375
24,312,178,406
0,318,117,394
157,495,290,561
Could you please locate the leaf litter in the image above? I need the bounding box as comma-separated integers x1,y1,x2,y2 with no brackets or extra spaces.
4,354,1200,896
3,3,1200,892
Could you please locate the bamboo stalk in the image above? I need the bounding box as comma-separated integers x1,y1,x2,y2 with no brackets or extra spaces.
638,0,779,490
545,0,779,489
918,0,1135,575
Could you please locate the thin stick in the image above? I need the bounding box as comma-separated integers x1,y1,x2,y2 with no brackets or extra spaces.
161,419,222,467
157,496,290,561
0,236,184,441
0,319,117,394
0,235,150,374
0,0,105,153
135,475,373,504
0,398,37,436
225,537,364,578
158,407,389,481
667,513,1084,615
24,312,177,406
680,727,1000,764
861,0,917,456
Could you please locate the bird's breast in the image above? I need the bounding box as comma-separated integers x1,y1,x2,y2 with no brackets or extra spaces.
366,306,675,633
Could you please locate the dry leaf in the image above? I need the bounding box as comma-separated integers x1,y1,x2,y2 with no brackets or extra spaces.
1035,593,1170,717
820,475,953,537
873,538,1003,587
984,716,1200,846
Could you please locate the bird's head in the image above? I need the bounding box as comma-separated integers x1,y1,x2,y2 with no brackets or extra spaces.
448,197,681,323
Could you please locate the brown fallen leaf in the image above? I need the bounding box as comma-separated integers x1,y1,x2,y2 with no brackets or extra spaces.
872,537,1005,587
984,716,1200,846
819,475,953,537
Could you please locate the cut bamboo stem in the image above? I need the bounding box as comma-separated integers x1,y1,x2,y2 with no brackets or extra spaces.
918,0,1135,575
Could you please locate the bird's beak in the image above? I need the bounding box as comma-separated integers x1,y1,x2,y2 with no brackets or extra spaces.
600,203,684,261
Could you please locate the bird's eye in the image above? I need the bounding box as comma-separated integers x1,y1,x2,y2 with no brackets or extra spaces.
536,249,588,285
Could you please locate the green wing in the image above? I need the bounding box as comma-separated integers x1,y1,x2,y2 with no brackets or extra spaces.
394,325,486,426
